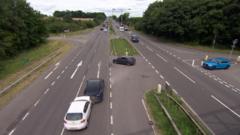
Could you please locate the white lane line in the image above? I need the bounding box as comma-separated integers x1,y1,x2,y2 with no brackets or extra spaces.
75,75,86,97
57,75,61,80
141,99,152,122
146,46,153,52
151,65,155,69
173,54,176,57
44,88,50,94
211,95,240,118
160,75,164,80
61,70,65,74
60,128,65,135
34,99,40,107
8,128,16,135
110,115,114,125
110,84,112,89
177,57,181,59
229,84,234,87
155,70,159,74
174,67,196,84
70,61,83,79
165,81,170,86
225,85,230,88
97,61,101,79
232,89,238,92
44,71,53,80
51,81,55,86
219,81,224,84
110,102,113,109
110,92,112,98
22,112,30,121
156,54,168,62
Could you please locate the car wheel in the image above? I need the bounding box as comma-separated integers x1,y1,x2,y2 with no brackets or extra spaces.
211,66,216,70
225,65,230,69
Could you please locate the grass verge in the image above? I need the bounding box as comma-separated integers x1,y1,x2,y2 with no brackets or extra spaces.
145,90,176,135
110,38,139,56
0,40,73,109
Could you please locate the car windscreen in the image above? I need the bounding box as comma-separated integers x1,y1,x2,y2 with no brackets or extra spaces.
66,113,83,121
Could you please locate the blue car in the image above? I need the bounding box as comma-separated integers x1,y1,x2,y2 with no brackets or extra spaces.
202,57,231,70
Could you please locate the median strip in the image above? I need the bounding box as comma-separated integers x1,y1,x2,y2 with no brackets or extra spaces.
110,38,139,56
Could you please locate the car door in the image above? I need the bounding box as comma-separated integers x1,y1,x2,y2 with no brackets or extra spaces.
84,102,91,120
120,57,127,64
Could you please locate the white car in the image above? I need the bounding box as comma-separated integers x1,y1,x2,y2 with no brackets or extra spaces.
119,26,124,32
64,96,92,130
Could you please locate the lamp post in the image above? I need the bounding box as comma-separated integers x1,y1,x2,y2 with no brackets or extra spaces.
229,39,238,59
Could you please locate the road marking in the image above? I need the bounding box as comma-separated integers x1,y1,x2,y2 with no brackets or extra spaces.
148,62,151,65
232,89,238,92
61,70,65,74
165,81,170,86
155,70,159,74
34,99,40,107
141,99,152,122
70,61,83,79
57,75,61,80
44,88,50,94
110,84,112,89
156,54,168,62
60,128,65,135
173,54,176,57
8,128,16,135
211,95,240,118
110,102,113,109
151,65,155,69
111,133,114,135
160,75,164,80
75,75,86,97
44,71,53,80
177,57,181,59
22,112,30,121
110,115,114,125
110,92,112,98
51,81,55,86
225,85,230,88
145,59,148,62
146,46,153,52
97,61,101,79
229,84,234,87
174,67,196,84
219,81,224,84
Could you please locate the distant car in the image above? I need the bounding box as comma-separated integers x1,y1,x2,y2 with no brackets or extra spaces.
64,96,92,130
124,27,128,31
202,57,231,70
100,27,104,31
84,79,105,103
113,57,136,65
103,28,108,32
131,35,139,43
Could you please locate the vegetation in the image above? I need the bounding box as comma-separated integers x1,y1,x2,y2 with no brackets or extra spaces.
0,0,48,59
146,90,203,135
110,38,139,56
129,0,240,49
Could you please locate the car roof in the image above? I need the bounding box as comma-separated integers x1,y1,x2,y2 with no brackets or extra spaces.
213,57,230,61
67,100,87,113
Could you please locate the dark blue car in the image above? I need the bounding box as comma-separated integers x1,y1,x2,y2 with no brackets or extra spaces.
202,57,231,70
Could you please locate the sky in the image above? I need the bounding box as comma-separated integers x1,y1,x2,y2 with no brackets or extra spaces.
26,0,157,17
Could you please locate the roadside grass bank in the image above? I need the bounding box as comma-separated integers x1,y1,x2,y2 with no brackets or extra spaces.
110,38,139,56
50,28,93,37
0,40,73,109
145,90,207,135
110,23,115,35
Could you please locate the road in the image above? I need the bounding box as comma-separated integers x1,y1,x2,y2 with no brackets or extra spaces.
112,21,240,135
0,26,156,135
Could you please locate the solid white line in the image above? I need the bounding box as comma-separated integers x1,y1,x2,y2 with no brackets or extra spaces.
44,71,53,79
110,102,113,109
211,95,240,118
97,61,101,79
57,75,61,80
75,75,86,97
141,99,152,121
34,99,40,107
60,128,65,135
22,112,30,121
156,54,168,62
8,128,16,135
44,88,50,94
146,46,153,52
110,115,114,125
174,67,196,84
110,91,112,98
70,61,82,79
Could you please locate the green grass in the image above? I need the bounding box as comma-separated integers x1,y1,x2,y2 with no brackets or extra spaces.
145,91,176,135
157,91,203,135
110,24,115,35
110,38,139,56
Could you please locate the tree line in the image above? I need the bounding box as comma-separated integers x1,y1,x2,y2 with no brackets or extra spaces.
130,0,240,48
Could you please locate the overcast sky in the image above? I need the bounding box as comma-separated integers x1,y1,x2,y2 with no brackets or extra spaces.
26,0,157,17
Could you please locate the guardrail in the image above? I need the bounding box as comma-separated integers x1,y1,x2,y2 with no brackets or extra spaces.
0,51,61,96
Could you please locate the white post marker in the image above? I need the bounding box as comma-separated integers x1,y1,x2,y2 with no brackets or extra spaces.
157,84,162,94
97,61,101,79
70,61,82,79
125,48,128,56
192,59,195,67
201,61,204,66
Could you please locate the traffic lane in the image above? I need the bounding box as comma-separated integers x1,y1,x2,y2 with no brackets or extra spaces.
111,56,160,135
6,30,103,135
0,32,91,135
63,32,111,135
131,36,240,135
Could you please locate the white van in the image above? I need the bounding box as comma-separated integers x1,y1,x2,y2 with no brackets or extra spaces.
119,26,124,32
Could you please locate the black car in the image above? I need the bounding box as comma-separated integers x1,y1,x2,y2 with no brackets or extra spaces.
83,79,104,103
100,27,104,31
131,35,139,43
113,57,136,65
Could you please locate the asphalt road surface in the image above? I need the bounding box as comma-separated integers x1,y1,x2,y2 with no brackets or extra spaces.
113,21,240,135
